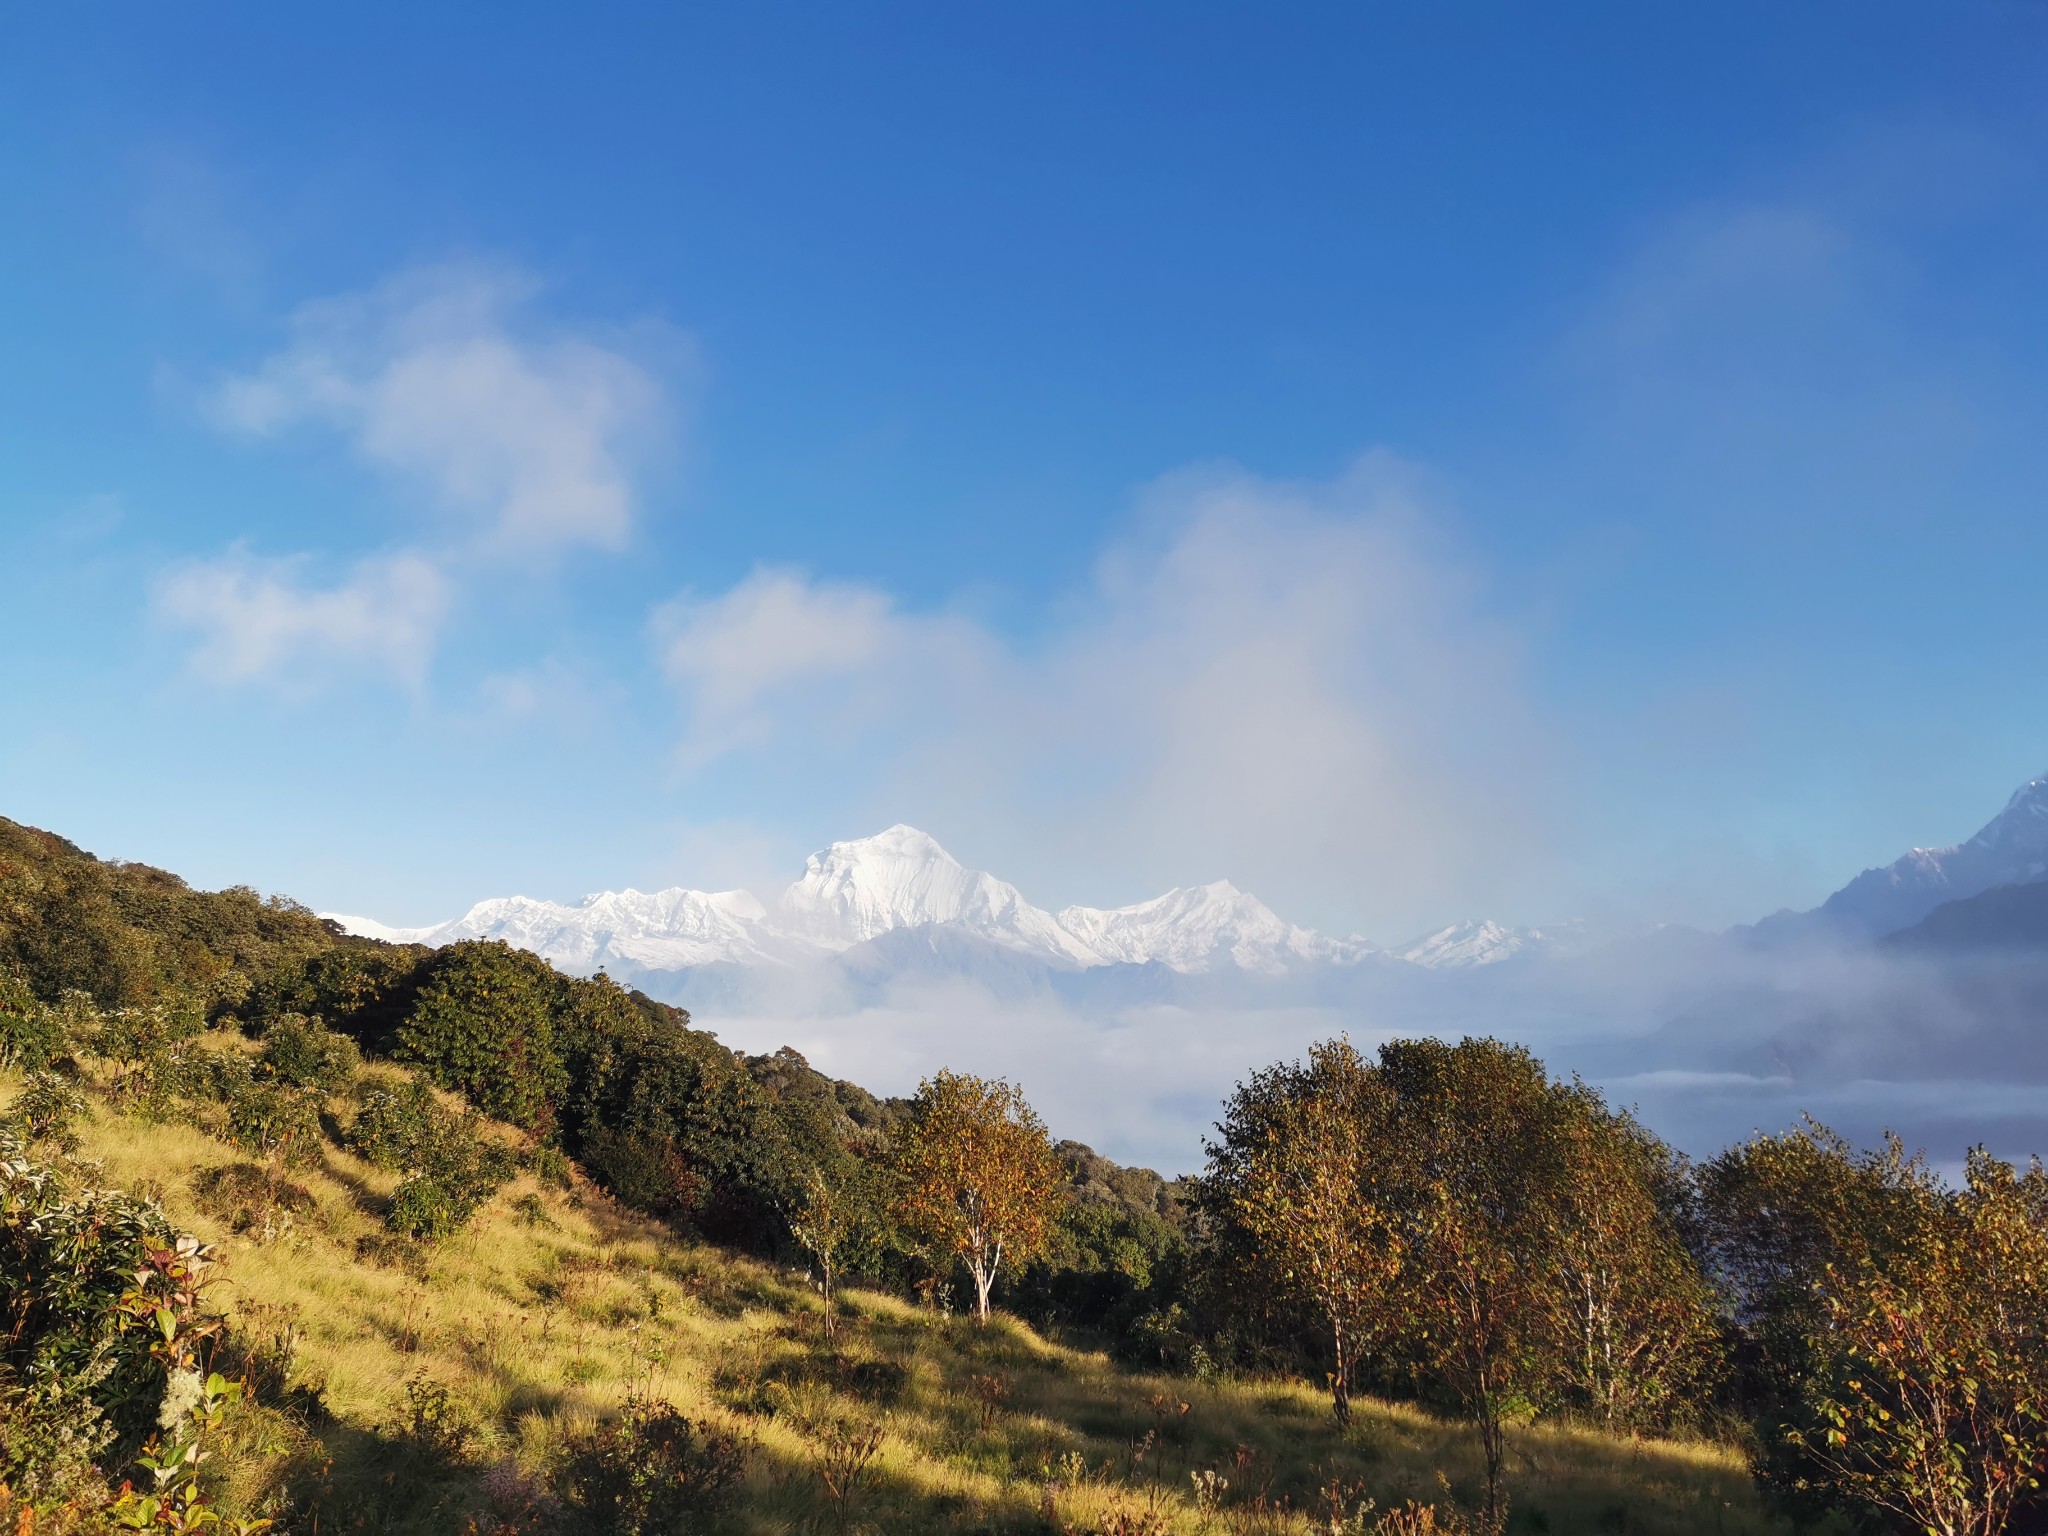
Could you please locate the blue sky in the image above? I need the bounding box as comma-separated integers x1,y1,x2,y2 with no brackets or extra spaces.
3,3,2047,939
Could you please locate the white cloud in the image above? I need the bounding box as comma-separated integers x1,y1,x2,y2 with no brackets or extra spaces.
154,547,448,688
651,567,993,765
650,454,1550,936
211,263,672,554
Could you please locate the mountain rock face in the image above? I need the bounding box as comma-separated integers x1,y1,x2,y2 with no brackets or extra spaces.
1768,774,2048,941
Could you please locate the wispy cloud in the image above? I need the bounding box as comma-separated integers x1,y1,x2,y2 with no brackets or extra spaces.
650,453,1549,934
210,262,674,555
155,546,448,689
164,261,684,693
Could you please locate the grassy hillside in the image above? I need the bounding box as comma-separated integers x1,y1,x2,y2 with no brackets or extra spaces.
9,1056,1788,1536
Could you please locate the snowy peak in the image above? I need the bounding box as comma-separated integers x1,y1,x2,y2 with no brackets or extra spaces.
1059,881,1374,975
1811,771,2048,937
324,822,1595,984
775,825,1100,964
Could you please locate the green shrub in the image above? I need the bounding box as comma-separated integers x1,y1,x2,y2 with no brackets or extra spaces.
203,1053,325,1170
4,1068,88,1153
0,1127,222,1461
0,969,63,1071
348,1079,448,1170
555,1394,744,1534
350,1080,516,1239
257,1012,361,1093
92,998,204,1118
396,941,567,1131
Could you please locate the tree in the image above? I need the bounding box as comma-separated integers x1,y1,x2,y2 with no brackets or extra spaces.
396,940,567,1132
1539,1094,1719,1431
1201,1040,1403,1425
786,1159,881,1339
890,1071,1064,1322
1374,1038,1578,1524
1697,1120,1942,1525
1784,1148,2048,1536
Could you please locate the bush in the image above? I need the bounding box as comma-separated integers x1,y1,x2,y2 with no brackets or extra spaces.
257,1013,361,1093
555,1395,744,1534
0,969,63,1071
0,1127,222,1464
92,998,204,1118
396,941,567,1132
350,1080,517,1239
4,1068,88,1152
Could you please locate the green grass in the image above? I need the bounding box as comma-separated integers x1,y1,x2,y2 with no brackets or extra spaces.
14,1059,1792,1535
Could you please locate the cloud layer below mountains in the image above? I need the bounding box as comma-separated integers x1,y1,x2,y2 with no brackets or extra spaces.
693,933,2048,1177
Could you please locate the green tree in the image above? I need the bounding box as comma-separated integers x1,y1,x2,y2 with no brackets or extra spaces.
890,1071,1064,1322
396,941,567,1132
1202,1040,1402,1425
1539,1093,1720,1431
1786,1149,2048,1536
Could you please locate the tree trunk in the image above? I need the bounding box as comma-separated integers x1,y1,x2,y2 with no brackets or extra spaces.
972,1261,994,1321
1329,1317,1352,1426
1479,1396,1505,1530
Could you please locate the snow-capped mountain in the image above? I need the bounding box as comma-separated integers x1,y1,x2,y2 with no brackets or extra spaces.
1393,917,1626,969
1766,773,2048,940
325,824,1415,982
776,826,1101,965
1057,882,1374,975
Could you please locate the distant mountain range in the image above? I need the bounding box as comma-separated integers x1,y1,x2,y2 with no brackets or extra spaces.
327,772,2048,1007
1748,773,2048,946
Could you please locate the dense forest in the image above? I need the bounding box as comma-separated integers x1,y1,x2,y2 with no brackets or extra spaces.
4,812,2046,1534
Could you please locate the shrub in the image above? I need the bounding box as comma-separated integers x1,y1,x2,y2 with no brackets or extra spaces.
396,941,567,1132
0,968,63,1071
92,998,204,1118
555,1395,744,1535
0,1128,225,1469
348,1079,449,1170
4,1068,88,1152
257,1012,361,1093
350,1080,517,1239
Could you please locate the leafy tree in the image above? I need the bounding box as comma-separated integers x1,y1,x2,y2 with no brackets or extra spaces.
1697,1120,1940,1522
786,1159,883,1339
0,966,62,1070
1539,1093,1720,1431
396,941,567,1132
256,1012,361,1093
1373,1038,1584,1523
1785,1148,2048,1536
890,1070,1064,1322
1202,1040,1402,1425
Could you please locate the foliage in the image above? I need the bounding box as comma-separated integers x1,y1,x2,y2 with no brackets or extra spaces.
110,1371,273,1535
349,1080,516,1239
254,1013,360,1094
890,1069,1066,1321
93,998,206,1117
560,987,811,1245
1754,1145,2048,1535
0,966,64,1069
0,817,337,1011
396,941,567,1132
202,1055,324,1173
5,1067,89,1152
786,1158,883,1338
1203,1038,1720,1524
1203,1039,1403,1426
554,1394,744,1534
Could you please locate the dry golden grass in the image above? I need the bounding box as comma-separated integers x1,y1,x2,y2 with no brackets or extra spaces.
10,1059,1793,1535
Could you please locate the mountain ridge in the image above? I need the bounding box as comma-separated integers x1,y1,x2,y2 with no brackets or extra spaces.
323,825,1553,980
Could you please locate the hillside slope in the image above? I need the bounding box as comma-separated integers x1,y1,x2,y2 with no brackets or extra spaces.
16,1063,1786,1536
